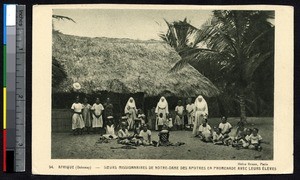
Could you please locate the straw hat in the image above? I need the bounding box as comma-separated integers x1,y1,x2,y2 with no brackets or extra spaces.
73,82,81,90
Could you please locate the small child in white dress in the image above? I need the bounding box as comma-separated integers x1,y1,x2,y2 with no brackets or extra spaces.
137,124,152,146
198,119,212,142
218,116,232,138
248,128,263,151
103,116,117,139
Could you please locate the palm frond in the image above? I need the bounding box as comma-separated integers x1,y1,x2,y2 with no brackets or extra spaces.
244,51,274,81
170,48,222,72
244,27,274,56
52,15,76,23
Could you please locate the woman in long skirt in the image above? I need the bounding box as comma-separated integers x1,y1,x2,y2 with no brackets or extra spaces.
193,95,208,136
71,96,85,135
124,97,137,130
91,98,105,134
155,96,169,131
82,97,92,134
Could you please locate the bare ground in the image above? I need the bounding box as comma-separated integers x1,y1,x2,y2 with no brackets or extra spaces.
51,117,273,160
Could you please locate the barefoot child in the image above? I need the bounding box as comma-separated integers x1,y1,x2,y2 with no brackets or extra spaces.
103,116,117,139
198,119,212,142
218,116,232,138
185,98,195,129
232,121,247,147
157,113,165,131
248,128,263,151
235,121,246,139
212,127,224,145
137,124,152,146
233,128,251,148
117,122,134,145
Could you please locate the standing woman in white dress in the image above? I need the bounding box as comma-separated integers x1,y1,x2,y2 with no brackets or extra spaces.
193,95,208,136
124,97,137,130
155,97,169,131
71,96,85,135
91,97,105,134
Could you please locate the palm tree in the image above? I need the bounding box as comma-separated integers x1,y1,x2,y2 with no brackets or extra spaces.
161,11,274,122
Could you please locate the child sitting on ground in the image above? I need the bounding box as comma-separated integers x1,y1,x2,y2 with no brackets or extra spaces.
235,121,246,140
137,124,152,146
118,116,128,129
198,119,212,142
212,127,224,145
103,116,118,139
218,116,232,138
117,122,137,145
248,128,263,151
231,121,246,147
157,124,171,146
233,128,252,149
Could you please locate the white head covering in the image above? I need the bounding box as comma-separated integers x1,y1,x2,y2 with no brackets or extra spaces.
155,96,169,114
157,96,168,108
124,97,136,113
194,95,208,115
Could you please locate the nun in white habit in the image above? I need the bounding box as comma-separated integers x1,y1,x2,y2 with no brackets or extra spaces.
155,96,169,130
193,95,208,136
124,97,137,130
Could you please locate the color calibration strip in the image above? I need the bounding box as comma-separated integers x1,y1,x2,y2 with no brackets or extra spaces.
3,4,26,172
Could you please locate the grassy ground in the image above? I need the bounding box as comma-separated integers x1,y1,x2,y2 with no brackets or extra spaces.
51,117,273,160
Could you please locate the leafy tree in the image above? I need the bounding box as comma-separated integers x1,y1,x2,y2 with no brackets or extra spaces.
160,11,274,122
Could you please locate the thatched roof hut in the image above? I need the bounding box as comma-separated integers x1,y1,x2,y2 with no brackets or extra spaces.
52,32,219,97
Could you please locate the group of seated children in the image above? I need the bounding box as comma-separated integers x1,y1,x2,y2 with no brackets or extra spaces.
197,116,263,151
116,118,172,147
117,121,152,146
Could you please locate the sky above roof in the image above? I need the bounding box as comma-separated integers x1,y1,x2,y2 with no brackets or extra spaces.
53,9,213,40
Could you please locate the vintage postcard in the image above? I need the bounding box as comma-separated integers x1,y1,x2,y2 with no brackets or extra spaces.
32,4,293,175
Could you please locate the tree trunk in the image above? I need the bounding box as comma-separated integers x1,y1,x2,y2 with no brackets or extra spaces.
239,91,247,123
216,96,226,117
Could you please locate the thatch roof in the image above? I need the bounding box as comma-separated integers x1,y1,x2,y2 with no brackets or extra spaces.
52,32,220,97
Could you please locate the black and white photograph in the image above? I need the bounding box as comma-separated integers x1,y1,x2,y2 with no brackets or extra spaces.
50,8,275,160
